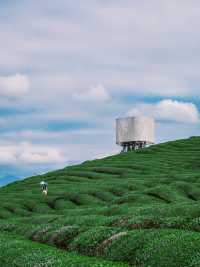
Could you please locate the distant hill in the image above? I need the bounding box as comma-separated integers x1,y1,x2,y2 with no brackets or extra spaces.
0,165,29,187
1,137,200,267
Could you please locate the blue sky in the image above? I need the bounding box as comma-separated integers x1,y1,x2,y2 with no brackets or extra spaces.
1,0,200,185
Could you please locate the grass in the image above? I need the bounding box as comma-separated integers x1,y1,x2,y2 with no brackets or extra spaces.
0,232,128,267
1,136,200,266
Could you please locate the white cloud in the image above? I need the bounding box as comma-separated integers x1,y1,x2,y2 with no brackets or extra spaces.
0,127,117,164
0,146,17,164
0,142,66,165
73,84,110,102
0,74,30,97
18,142,66,164
127,99,200,124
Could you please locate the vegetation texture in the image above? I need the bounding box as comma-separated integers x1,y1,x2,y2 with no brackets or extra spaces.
1,137,200,266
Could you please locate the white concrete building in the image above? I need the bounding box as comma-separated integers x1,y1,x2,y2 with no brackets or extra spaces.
116,116,155,151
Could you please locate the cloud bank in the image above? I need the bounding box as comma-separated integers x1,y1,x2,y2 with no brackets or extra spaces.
0,74,30,97
0,142,66,166
128,100,200,124
74,84,110,102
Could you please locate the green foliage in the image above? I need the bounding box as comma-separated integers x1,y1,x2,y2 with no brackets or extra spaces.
69,227,119,256
0,232,128,267
2,137,200,266
48,225,81,248
136,230,200,267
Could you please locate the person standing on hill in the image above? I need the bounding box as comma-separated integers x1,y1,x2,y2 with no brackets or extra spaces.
40,181,48,195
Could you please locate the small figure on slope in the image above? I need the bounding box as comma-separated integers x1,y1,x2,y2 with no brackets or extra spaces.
40,181,48,195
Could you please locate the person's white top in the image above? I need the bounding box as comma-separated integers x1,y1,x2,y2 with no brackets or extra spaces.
40,181,48,186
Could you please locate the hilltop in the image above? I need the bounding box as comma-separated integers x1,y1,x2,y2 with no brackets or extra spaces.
1,137,200,266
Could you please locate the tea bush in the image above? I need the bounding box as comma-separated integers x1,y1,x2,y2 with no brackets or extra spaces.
1,137,200,266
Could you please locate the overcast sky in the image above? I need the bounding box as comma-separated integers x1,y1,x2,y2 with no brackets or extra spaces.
1,0,200,184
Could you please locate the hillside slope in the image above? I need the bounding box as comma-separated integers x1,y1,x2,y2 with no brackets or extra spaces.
1,137,200,266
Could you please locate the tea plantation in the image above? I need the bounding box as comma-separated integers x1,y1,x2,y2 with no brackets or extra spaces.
1,137,200,266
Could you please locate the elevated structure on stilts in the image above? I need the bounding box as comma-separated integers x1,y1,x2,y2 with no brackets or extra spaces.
116,116,155,152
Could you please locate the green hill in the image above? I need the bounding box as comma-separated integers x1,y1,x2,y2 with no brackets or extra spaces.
1,137,200,266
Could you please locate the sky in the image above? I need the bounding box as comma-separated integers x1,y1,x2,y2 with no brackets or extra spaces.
1,0,200,185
